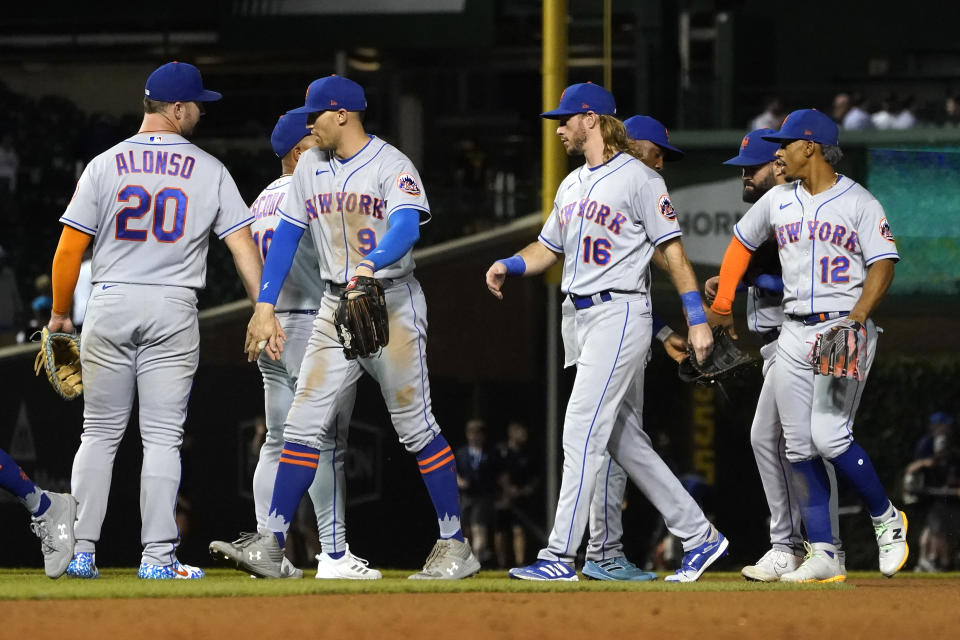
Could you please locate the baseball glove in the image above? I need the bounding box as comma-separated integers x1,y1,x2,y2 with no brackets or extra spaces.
811,319,867,380
679,325,756,384
33,328,83,400
334,276,389,360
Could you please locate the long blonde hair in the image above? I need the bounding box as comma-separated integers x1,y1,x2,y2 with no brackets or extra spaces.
597,115,632,163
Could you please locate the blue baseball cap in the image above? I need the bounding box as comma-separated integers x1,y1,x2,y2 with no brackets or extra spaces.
930,411,955,426
270,113,311,158
541,82,616,119
287,75,367,114
723,128,780,166
623,115,684,161
761,109,839,146
144,61,222,103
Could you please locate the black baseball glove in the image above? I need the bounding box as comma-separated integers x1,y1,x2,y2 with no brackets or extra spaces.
334,276,389,359
678,325,756,384
811,319,867,381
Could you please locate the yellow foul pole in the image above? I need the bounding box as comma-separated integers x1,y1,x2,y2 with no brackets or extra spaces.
542,0,567,524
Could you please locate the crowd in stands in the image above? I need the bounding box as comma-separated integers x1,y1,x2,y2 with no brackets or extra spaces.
750,92,960,132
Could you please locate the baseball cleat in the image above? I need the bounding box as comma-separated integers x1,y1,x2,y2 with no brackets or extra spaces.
251,556,303,579
664,527,729,583
138,560,205,579
583,556,657,581
509,559,579,581
780,542,845,583
741,548,804,582
873,505,909,577
30,492,78,579
316,544,382,579
408,538,481,580
838,549,847,577
209,531,284,578
66,552,99,579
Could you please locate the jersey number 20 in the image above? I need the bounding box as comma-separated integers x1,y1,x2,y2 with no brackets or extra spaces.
115,185,187,243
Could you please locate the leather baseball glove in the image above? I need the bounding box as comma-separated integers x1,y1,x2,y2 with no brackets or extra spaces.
679,325,756,384
811,319,867,380
33,327,83,400
334,276,389,359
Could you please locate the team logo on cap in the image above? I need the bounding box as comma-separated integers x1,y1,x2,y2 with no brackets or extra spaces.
804,129,813,136
330,99,338,106
658,194,676,221
397,172,422,196
741,136,750,149
879,218,895,242
581,102,590,109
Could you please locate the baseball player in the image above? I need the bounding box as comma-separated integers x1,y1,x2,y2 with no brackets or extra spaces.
486,83,729,582
707,128,846,581
48,61,265,579
583,114,688,582
709,109,907,582
212,75,480,580
0,447,76,578
215,113,380,580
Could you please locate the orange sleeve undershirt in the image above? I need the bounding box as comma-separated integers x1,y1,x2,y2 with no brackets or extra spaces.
710,236,754,315
51,226,93,316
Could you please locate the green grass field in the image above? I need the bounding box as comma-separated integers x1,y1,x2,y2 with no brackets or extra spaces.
4,569,957,600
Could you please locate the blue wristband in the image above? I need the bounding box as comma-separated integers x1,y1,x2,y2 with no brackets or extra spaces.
681,291,707,326
499,255,526,276
652,314,666,336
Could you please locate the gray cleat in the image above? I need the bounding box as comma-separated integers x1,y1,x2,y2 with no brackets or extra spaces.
31,492,78,579
408,538,481,580
209,531,284,578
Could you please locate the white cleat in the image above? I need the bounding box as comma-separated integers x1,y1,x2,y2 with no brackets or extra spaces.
780,542,845,583
873,505,909,577
741,548,804,582
315,544,382,579
408,538,481,580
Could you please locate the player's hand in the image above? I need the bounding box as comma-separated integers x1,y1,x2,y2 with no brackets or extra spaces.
706,308,737,339
703,276,719,304
485,261,508,300
47,313,75,334
663,332,689,363
245,303,285,362
688,322,714,365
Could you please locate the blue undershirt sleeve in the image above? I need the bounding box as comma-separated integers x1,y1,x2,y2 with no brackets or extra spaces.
361,208,420,271
256,219,304,305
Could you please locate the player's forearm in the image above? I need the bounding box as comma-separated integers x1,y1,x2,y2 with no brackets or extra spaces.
224,227,265,304
710,237,754,315
660,239,709,328
849,259,895,323
51,225,92,316
651,247,667,272
512,241,561,276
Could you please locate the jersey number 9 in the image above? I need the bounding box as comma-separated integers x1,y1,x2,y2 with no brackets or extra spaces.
116,186,187,243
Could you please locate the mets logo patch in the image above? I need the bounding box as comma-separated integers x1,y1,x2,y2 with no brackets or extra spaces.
397,172,422,196
879,217,895,242
658,194,676,220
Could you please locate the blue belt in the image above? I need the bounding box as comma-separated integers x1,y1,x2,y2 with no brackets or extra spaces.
569,291,613,310
787,311,850,326
277,309,318,315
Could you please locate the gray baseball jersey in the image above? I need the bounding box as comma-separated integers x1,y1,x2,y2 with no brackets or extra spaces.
734,176,899,315
279,135,429,283
61,133,253,287
746,287,785,334
539,154,681,296
249,176,325,311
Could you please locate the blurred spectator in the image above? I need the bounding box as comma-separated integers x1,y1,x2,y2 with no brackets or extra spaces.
494,421,539,568
903,430,960,571
872,94,898,130
0,133,18,193
72,249,94,330
0,245,24,346
914,411,955,460
892,95,918,129
749,96,784,131
455,418,498,564
943,94,960,127
833,92,874,130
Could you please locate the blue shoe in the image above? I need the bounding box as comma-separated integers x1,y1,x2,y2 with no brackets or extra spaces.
583,557,658,581
66,552,99,579
509,559,578,581
138,560,205,579
664,528,729,583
